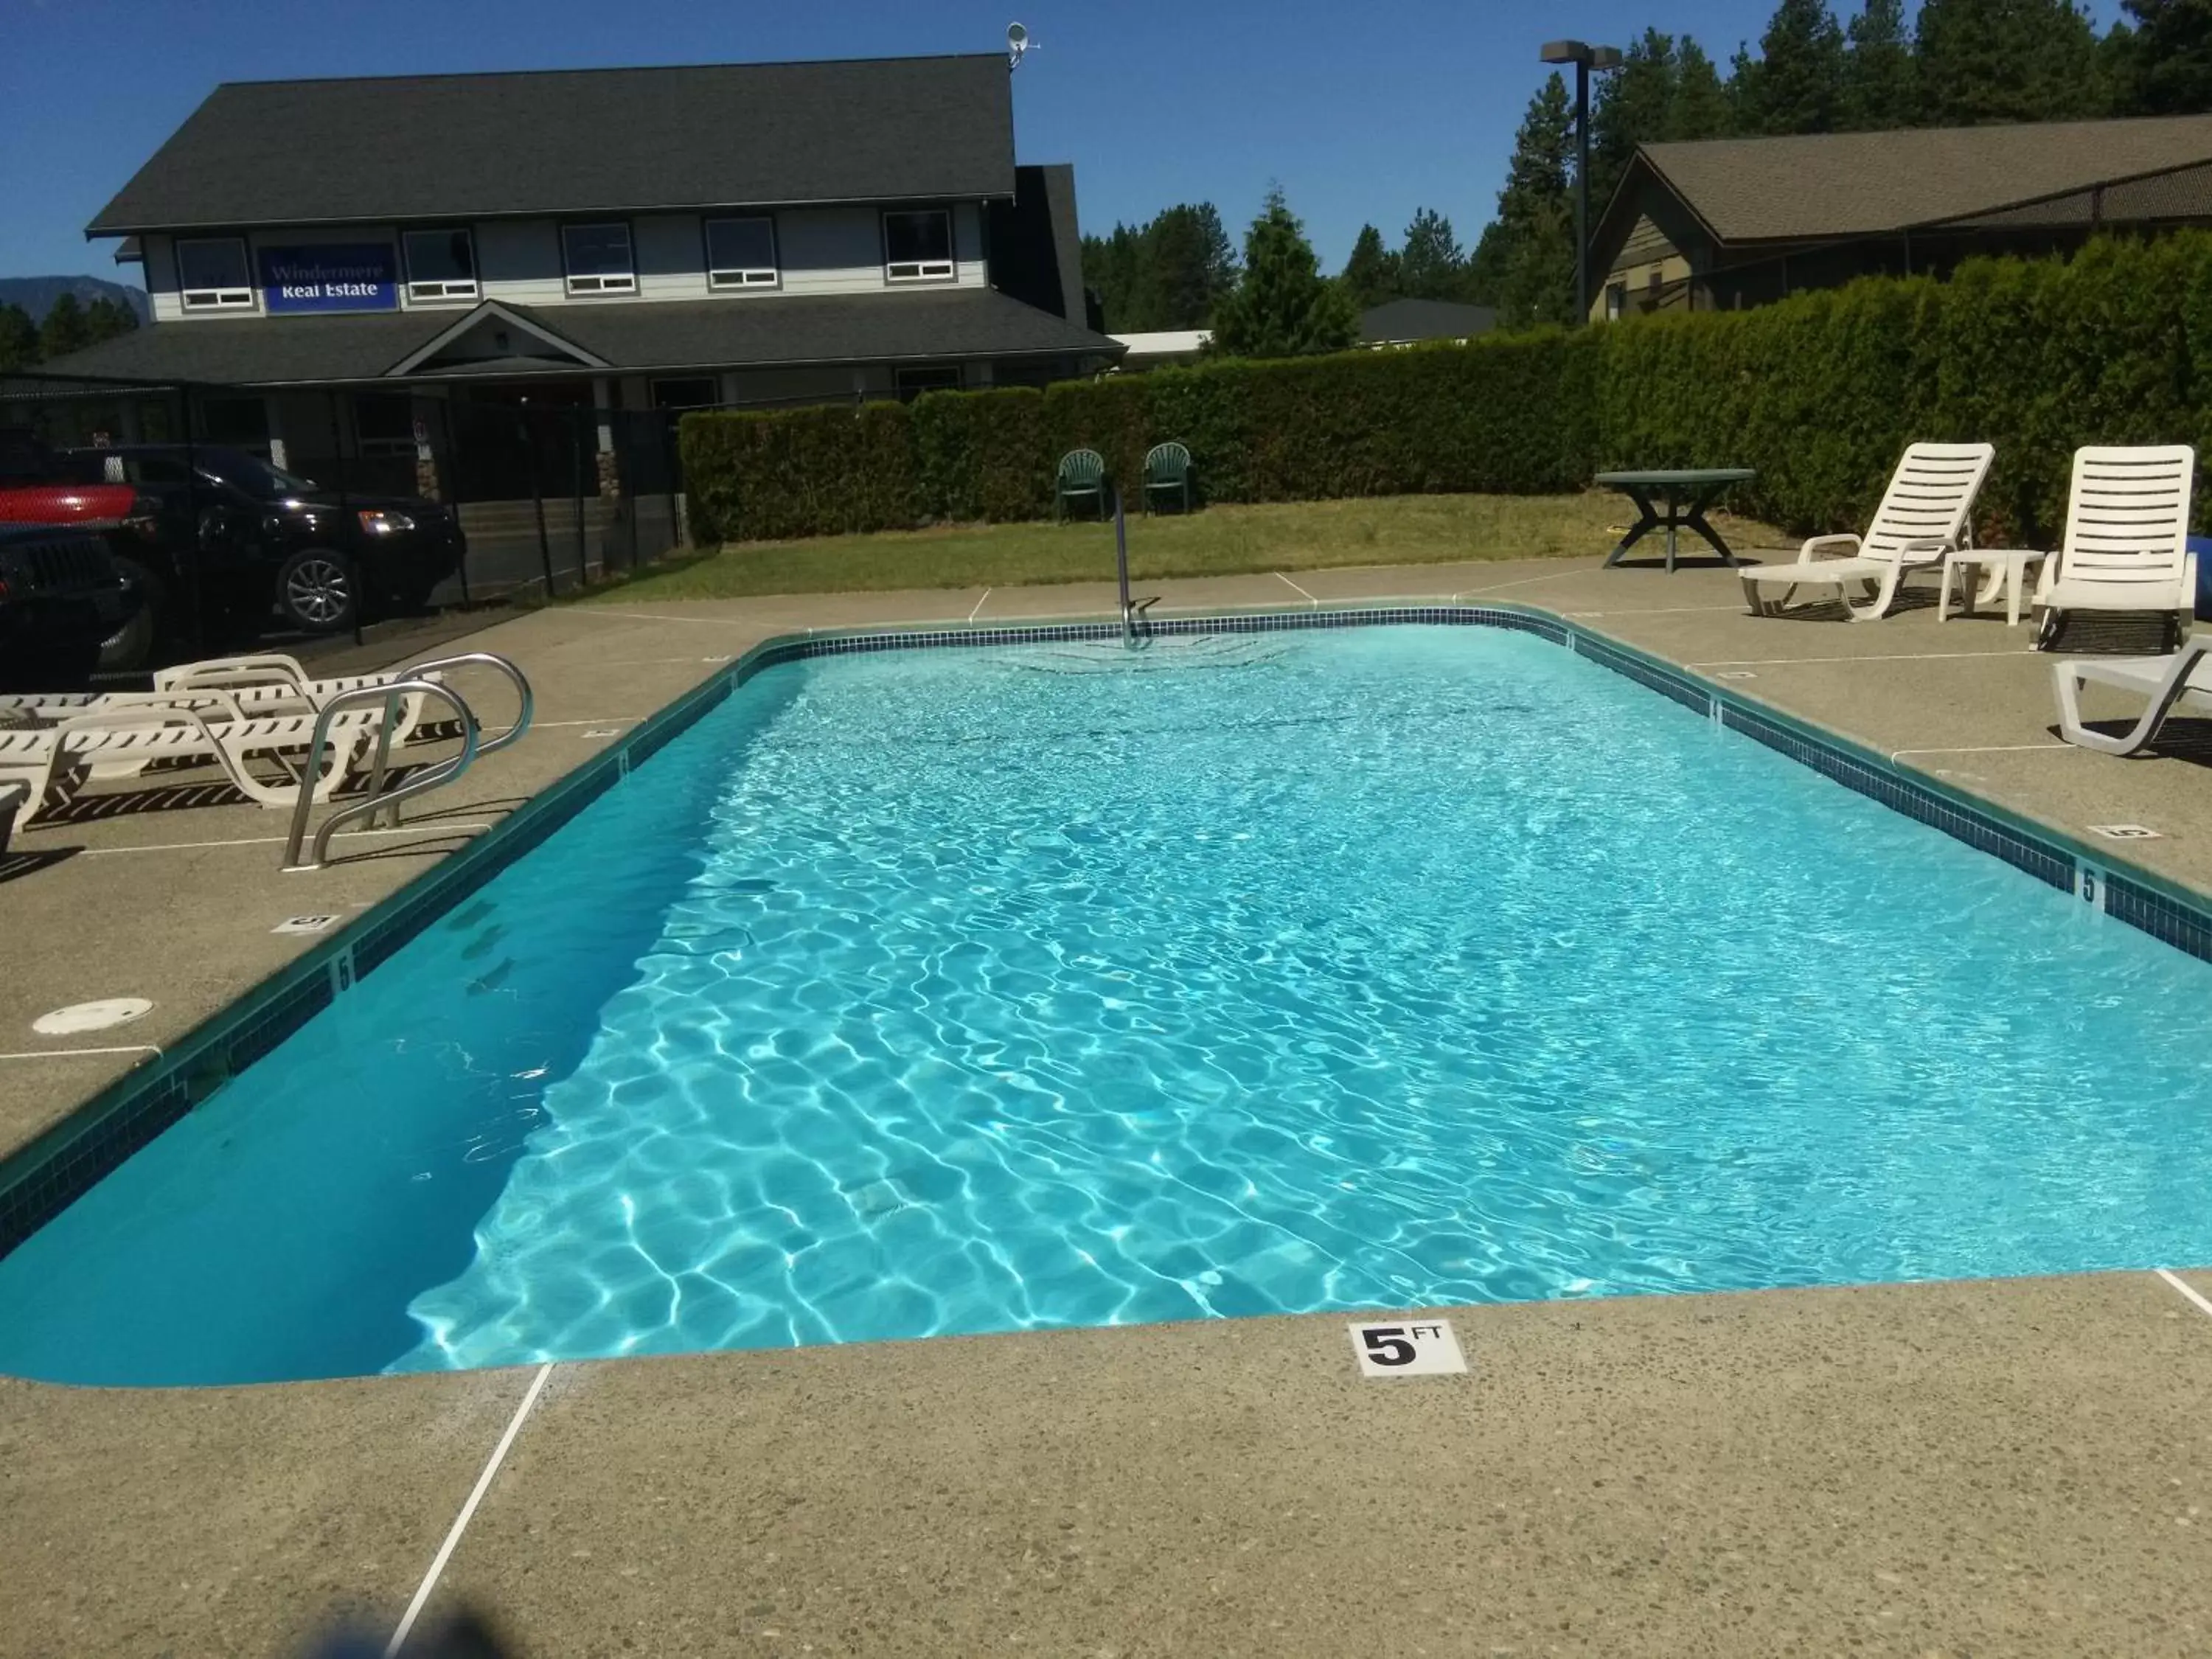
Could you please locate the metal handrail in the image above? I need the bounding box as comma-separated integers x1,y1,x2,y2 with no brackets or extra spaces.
1113,484,1133,647
281,680,479,872
392,653,535,759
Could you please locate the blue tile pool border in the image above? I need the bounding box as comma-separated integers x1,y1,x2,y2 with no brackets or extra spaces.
1,600,2202,1262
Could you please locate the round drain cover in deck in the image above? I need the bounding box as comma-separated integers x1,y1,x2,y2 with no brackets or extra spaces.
32,998,153,1035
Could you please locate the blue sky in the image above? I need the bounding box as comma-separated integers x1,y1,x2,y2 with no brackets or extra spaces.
0,0,2127,285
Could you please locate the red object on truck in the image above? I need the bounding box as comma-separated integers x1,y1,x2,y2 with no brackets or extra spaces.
0,481,139,525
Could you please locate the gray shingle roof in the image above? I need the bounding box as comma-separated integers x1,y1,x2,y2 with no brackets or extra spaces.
528,289,1117,372
1638,114,2212,243
40,289,1120,385
88,55,1016,235
1358,299,1497,344
38,310,451,384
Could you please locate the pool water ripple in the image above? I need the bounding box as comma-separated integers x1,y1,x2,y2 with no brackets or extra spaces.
1,626,2208,1385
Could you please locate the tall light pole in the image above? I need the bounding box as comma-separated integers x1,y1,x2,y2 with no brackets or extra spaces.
1540,40,1621,325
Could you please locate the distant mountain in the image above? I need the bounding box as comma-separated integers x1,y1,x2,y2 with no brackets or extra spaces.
0,276,151,324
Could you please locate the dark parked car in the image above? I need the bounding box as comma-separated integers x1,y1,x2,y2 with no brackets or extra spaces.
58,445,465,638
0,523,142,691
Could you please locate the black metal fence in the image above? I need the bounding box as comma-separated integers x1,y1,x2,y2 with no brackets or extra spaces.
1,369,692,666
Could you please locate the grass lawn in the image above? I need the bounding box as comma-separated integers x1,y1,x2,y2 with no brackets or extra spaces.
580,492,1784,602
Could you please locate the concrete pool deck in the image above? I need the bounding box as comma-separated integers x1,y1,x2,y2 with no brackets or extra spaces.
4,551,2212,1656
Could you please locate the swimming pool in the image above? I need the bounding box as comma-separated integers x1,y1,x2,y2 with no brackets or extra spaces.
4,619,2209,1386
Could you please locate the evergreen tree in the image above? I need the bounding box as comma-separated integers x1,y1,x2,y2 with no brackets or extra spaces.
1727,43,1764,131
1486,74,1580,328
1464,220,1512,310
0,303,38,372
81,296,139,348
1398,208,1470,300
1669,38,1736,138
1737,0,1848,133
1208,189,1357,358
1841,0,1917,128
1080,224,1143,331
1079,203,1238,332
1146,204,1238,329
1338,223,1402,310
2115,0,2212,114
1915,0,2107,124
1592,29,1680,209
38,293,91,360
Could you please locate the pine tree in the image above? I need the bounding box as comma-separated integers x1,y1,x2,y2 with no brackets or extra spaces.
38,293,91,360
1915,0,2107,124
1146,204,1238,329
0,303,38,372
1669,38,1736,139
2115,0,2212,114
1841,0,1917,128
1208,189,1357,358
1738,0,1848,133
1399,209,1470,300
1592,29,1680,209
1338,224,1402,310
1482,74,1580,328
1080,225,1141,330
81,296,139,348
1080,204,1238,331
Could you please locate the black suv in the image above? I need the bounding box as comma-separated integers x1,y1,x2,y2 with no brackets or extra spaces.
59,445,465,637
0,524,142,690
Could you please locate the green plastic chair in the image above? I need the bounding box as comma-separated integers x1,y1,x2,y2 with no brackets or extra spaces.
1055,449,1109,522
1143,442,1193,514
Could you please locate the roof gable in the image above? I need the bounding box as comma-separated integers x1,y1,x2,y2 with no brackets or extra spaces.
88,55,1016,235
1634,114,2212,244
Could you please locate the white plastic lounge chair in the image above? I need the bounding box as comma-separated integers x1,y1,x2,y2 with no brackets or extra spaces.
0,779,24,858
2052,634,2212,756
0,654,446,745
2031,445,2198,650
0,702,380,827
1739,442,1996,622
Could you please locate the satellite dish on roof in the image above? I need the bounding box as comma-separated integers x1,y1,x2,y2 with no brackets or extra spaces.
1008,21,1034,71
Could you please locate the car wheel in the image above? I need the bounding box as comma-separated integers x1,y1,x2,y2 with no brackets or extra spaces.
276,549,358,633
99,557,163,672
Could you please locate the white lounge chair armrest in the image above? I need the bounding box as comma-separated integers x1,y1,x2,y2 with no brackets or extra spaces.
49,703,224,752
97,687,249,724
2032,549,2059,605
1798,534,1861,564
156,653,316,695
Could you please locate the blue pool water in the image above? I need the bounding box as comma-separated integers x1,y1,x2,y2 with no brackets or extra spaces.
4,624,2211,1386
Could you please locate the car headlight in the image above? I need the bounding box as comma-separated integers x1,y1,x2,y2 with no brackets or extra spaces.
358,510,417,535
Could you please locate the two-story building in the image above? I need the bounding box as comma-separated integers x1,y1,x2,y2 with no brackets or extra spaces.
45,53,1118,499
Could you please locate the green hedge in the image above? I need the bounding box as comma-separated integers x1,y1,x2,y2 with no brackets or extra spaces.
679,232,2212,547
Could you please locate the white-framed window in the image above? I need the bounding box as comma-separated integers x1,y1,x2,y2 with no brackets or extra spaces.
883,209,955,283
561,223,636,296
1605,281,1626,323
403,227,478,302
176,237,254,311
704,217,778,290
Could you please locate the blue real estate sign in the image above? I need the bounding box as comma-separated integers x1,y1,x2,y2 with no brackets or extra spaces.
257,244,398,313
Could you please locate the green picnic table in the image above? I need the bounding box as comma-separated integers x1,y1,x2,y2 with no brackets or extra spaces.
1596,468,1756,572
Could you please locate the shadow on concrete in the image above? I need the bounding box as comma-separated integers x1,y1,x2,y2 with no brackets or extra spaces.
0,846,79,883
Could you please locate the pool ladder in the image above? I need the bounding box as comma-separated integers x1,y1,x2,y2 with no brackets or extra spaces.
280,653,534,872
1113,487,1155,647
